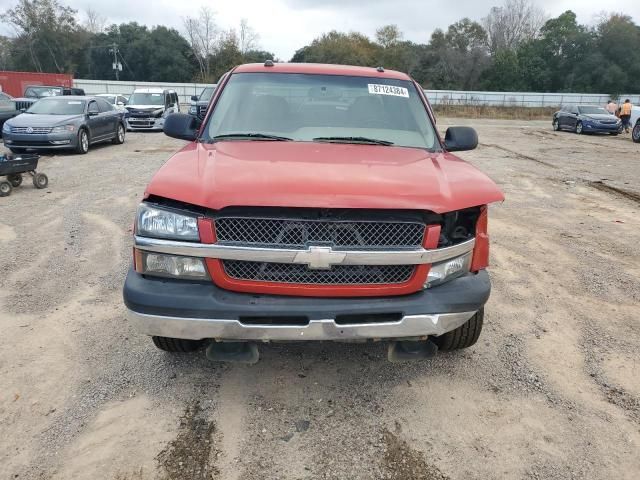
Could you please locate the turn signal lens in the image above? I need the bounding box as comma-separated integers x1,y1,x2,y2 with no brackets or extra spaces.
424,252,472,288
137,251,209,279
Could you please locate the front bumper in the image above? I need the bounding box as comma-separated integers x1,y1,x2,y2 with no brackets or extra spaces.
123,268,491,341
126,117,164,131
583,122,620,133
3,132,77,150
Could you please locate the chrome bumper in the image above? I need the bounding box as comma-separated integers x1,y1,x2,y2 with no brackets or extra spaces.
126,309,476,341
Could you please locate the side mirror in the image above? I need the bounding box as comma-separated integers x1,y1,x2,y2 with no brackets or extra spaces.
116,101,124,106
191,95,199,102
444,127,478,152
163,113,198,141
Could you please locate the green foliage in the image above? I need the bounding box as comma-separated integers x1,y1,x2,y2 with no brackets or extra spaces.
291,31,380,66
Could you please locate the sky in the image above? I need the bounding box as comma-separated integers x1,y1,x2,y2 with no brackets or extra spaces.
1,0,639,59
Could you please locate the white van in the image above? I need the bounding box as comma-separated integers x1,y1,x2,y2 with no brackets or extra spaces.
125,88,180,131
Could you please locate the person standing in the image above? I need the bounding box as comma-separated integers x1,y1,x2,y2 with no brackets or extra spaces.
620,99,633,133
606,99,618,115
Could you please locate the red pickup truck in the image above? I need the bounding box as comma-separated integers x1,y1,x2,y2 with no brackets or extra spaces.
123,62,504,363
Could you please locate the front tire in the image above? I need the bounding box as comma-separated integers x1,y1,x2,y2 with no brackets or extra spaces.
576,121,583,134
434,309,484,351
75,128,89,154
633,122,640,143
552,118,559,131
112,123,125,144
152,336,205,353
32,173,48,189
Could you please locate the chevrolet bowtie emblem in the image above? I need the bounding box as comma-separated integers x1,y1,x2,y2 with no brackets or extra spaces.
293,246,347,270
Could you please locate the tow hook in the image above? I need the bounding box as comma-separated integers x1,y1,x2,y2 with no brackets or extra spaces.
206,341,260,364
387,339,438,362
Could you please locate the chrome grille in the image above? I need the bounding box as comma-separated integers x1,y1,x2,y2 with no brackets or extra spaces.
223,261,414,285
11,126,52,134
215,218,425,249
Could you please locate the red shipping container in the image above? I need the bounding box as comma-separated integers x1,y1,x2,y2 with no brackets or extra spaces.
0,71,74,97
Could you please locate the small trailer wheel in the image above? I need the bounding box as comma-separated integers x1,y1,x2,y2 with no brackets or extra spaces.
33,172,48,189
0,180,12,197
7,174,22,187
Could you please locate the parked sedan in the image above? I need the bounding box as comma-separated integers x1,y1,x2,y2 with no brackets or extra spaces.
552,105,622,135
2,96,126,154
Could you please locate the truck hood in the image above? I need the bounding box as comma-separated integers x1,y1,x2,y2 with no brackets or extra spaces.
7,113,83,127
145,141,504,213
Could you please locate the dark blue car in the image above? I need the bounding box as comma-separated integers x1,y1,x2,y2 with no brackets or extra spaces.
552,105,622,135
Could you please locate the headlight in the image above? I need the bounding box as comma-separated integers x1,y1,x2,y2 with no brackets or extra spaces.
2,123,11,133
136,204,199,241
189,106,197,115
51,124,76,133
136,251,209,279
153,109,165,118
424,252,472,288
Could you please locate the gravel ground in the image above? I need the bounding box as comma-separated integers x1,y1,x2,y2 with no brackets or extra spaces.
0,121,638,480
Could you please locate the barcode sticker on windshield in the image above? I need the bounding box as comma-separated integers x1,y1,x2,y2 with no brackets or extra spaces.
368,84,409,98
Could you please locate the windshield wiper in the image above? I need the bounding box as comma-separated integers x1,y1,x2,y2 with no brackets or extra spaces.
312,136,394,146
210,133,293,142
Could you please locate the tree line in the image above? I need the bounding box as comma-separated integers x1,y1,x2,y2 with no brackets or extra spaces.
0,0,639,95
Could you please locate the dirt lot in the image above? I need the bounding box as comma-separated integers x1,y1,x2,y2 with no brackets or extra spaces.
1,121,639,480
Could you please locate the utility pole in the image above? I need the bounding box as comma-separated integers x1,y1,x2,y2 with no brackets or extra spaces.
109,43,122,80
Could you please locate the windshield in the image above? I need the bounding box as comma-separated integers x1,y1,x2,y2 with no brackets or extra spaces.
128,93,164,106
27,86,63,98
27,98,85,115
199,87,215,102
99,95,116,104
579,106,609,115
204,73,437,150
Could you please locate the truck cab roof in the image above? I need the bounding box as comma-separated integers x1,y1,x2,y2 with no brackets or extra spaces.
233,62,412,81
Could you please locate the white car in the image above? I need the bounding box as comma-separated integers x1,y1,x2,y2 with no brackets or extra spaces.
125,88,180,131
95,94,129,111
631,105,640,143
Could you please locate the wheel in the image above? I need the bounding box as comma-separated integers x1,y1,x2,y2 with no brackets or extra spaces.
112,123,125,144
433,309,484,351
552,118,559,131
9,148,25,154
575,121,583,134
0,180,12,197
75,128,89,154
32,172,48,189
7,173,22,187
633,122,640,143
152,336,204,353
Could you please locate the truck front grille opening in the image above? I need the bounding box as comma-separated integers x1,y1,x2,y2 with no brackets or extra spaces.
215,217,425,249
222,261,415,285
